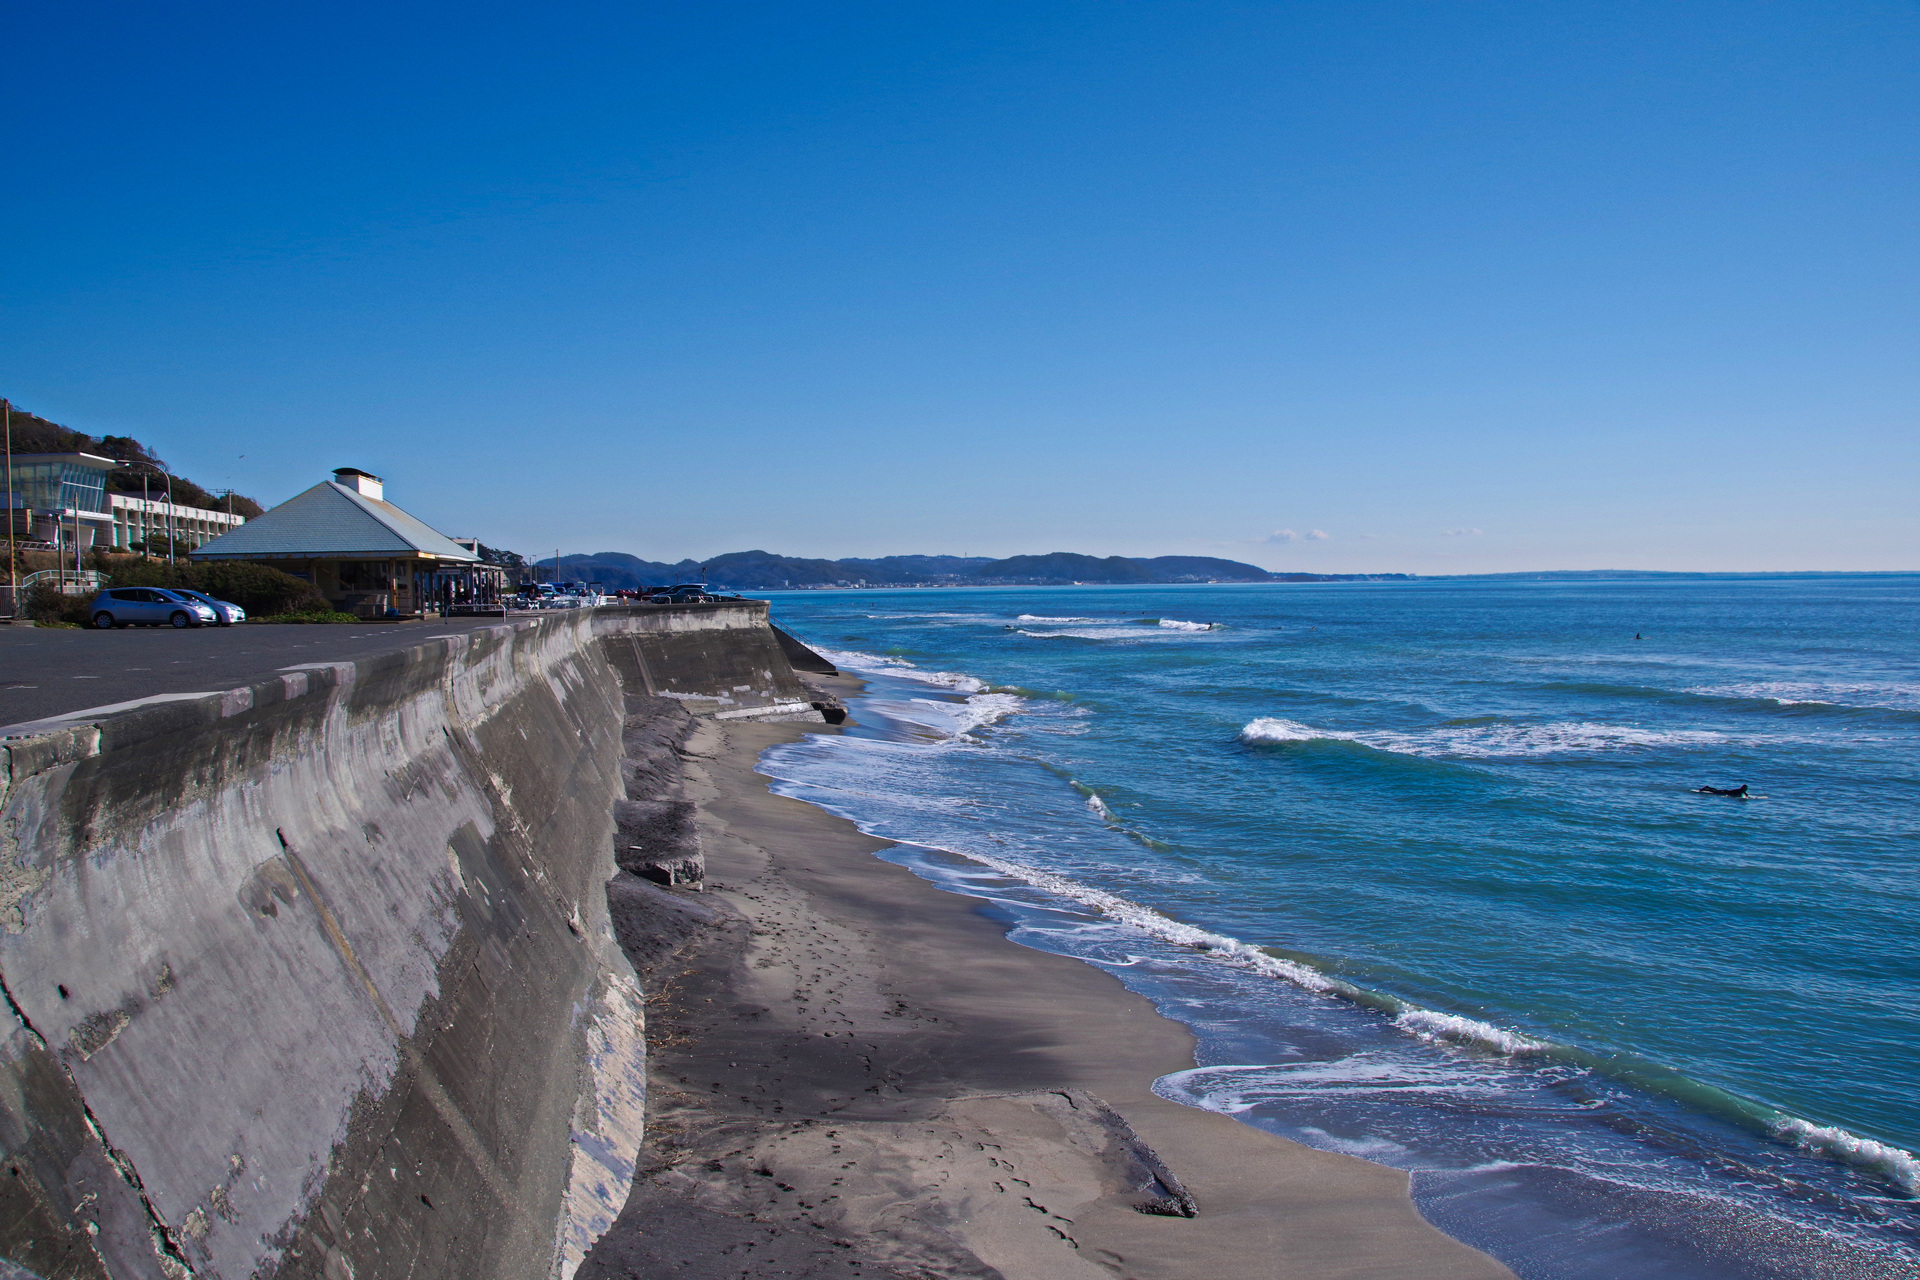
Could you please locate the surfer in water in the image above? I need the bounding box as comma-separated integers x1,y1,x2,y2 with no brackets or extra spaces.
1694,783,1750,798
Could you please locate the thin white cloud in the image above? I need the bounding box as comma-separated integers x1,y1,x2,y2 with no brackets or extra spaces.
1442,527,1484,537
1266,529,1330,544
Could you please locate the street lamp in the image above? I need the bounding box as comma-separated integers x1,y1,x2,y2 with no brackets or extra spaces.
3,399,14,617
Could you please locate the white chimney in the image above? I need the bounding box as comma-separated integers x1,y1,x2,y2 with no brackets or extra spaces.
333,468,385,501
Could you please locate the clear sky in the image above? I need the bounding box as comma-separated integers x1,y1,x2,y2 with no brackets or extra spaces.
4,1,1915,573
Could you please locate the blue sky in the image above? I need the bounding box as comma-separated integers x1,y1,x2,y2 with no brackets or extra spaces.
4,1,1915,572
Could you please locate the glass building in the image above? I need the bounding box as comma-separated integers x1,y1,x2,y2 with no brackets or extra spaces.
13,457,109,512
6,453,119,549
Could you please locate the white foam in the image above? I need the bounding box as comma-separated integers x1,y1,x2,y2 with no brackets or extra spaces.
1158,618,1212,631
1239,717,1726,758
1393,1009,1550,1055
1411,723,1727,757
1016,614,1098,623
1689,681,1920,711
818,647,915,669
819,648,987,693
947,692,1025,736
1018,624,1216,641
879,837,1556,1064
1085,793,1115,820
1015,627,1132,639
1301,1129,1413,1159
1773,1117,1920,1195
864,692,1026,740
1157,1056,1532,1109
1240,717,1357,744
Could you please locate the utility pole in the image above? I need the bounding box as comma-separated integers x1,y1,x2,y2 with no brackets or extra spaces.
165,471,176,567
3,399,15,617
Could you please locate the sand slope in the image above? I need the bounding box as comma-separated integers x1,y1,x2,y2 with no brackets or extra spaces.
581,711,1513,1279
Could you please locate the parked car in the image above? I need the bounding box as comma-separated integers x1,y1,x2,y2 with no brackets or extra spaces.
646,583,713,604
170,589,246,626
87,588,219,629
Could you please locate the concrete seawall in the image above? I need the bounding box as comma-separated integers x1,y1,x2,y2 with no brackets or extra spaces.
0,603,817,1279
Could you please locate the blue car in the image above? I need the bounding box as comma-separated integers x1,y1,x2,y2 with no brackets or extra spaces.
87,588,219,629
171,589,246,626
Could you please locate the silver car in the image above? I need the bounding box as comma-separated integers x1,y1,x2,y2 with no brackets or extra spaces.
172,589,246,626
88,588,219,629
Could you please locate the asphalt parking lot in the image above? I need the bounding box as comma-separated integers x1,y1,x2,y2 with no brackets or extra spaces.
0,618,518,732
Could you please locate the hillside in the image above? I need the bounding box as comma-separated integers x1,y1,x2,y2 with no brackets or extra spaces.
3,400,264,516
533,549,1401,590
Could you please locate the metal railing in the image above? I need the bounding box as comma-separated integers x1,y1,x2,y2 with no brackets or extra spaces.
19,569,107,596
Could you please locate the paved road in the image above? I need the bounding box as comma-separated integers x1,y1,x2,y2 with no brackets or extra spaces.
0,618,518,732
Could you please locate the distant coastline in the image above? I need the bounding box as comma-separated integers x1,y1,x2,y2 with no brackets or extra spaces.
533,548,1412,591
531,548,1915,593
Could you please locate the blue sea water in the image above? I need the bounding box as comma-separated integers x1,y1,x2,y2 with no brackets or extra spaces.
755,578,1920,1279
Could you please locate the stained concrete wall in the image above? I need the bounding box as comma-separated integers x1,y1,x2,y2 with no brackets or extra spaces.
0,603,807,1280
593,602,819,720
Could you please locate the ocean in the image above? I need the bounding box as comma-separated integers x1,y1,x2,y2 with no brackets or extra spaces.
756,577,1920,1279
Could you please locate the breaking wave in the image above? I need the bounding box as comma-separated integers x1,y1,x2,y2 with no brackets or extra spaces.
1069,779,1116,821
909,834,1920,1198
1775,1118,1920,1196
1016,622,1222,641
1686,680,1920,713
1238,717,1352,744
1156,1057,1545,1110
868,834,1570,1065
1239,716,1728,758
862,692,1027,740
782,614,1920,1219
819,648,987,693
1394,1009,1550,1056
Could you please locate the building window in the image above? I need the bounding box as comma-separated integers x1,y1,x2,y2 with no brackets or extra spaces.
14,462,108,514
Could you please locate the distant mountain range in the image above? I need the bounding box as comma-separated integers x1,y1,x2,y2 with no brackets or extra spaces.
532,549,1411,590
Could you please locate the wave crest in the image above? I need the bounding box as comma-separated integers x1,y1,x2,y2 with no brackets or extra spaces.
1240,717,1355,745
1394,1009,1550,1055
1240,717,1727,759
875,840,1567,1069
820,648,987,693
1773,1118,1920,1195
1688,680,1920,712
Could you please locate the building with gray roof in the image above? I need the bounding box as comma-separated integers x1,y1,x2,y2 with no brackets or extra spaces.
192,469,500,617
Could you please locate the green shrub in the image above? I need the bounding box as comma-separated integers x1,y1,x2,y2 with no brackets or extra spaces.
106,560,324,617
194,563,325,616
26,585,92,626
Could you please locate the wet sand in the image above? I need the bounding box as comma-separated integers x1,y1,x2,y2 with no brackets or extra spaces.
581,698,1514,1279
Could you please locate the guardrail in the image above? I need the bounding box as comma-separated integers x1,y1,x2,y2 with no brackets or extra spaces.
20,570,108,597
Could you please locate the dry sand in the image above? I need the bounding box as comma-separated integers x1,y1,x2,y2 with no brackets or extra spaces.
581,700,1515,1280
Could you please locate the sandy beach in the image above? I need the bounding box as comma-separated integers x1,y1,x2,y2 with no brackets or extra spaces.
581,685,1515,1279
